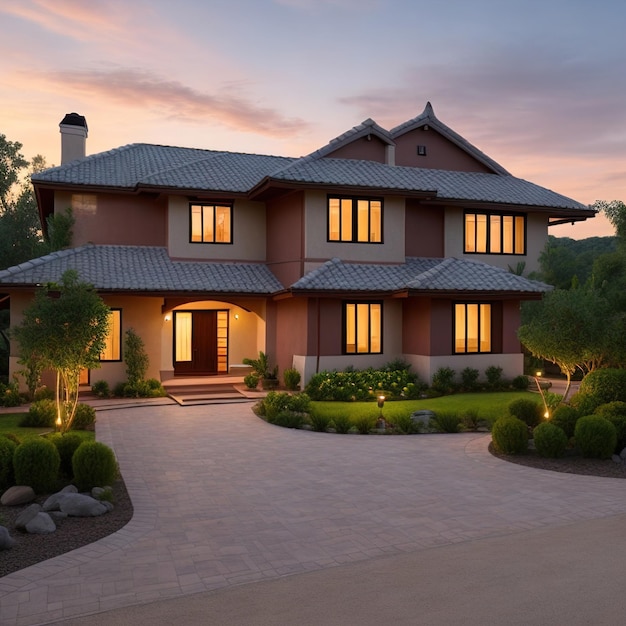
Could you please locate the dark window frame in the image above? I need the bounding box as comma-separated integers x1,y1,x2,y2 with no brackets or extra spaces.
453,302,492,355
342,300,384,355
463,210,526,255
327,195,384,244
189,203,234,244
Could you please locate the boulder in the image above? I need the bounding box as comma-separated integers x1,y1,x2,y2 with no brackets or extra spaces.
410,410,435,427
0,526,16,550
25,512,56,534
620,447,626,461
1,485,36,506
58,493,109,517
15,503,42,530
60,484,78,494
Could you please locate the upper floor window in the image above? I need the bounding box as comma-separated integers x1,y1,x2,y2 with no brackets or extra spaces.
464,212,525,255
328,197,382,243
100,309,121,361
71,194,97,215
344,302,382,354
190,204,232,243
454,303,491,354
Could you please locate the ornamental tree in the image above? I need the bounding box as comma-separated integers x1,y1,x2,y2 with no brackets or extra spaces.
12,270,111,432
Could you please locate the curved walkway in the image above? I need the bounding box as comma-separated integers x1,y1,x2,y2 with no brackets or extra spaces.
2,402,626,625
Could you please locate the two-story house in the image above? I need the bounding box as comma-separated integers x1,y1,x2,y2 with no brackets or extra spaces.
0,104,594,389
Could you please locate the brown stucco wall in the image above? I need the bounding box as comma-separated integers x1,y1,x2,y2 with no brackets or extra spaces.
394,128,493,172
405,201,445,257
324,135,388,163
56,191,167,247
266,191,305,287
502,300,522,353
274,297,309,375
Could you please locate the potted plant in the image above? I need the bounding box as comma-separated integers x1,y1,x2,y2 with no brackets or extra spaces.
243,351,279,390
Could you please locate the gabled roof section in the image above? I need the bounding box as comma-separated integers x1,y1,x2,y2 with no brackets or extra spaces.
301,118,394,161
390,102,510,176
290,257,549,295
0,245,284,295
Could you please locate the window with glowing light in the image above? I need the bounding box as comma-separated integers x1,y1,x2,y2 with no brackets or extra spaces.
190,204,232,243
454,303,491,353
464,212,525,255
344,302,382,354
328,197,382,243
100,309,121,361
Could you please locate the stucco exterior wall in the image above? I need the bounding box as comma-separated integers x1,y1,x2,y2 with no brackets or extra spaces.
444,207,548,274
324,135,388,163
55,191,167,247
304,191,405,264
405,201,445,258
167,196,266,261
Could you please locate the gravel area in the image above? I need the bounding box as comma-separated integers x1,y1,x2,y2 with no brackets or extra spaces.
2,444,624,579
0,478,133,578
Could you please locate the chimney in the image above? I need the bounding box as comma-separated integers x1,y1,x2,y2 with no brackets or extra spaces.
59,113,88,164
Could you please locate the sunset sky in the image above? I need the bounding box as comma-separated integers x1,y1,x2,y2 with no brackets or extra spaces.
2,0,624,239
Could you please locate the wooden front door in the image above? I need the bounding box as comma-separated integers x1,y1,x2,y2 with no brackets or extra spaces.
174,310,219,375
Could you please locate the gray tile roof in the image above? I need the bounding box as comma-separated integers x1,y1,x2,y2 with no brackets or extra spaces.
0,245,284,294
291,257,550,294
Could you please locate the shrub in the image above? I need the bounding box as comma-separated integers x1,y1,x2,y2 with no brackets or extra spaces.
431,367,456,394
0,381,22,407
580,369,626,405
20,399,56,428
460,367,480,392
124,328,149,386
491,416,528,455
0,437,16,489
283,368,301,391
271,410,305,429
72,441,118,491
354,414,377,434
461,409,482,432
71,403,96,430
33,386,55,401
550,405,580,439
91,380,111,398
49,432,84,477
569,392,602,417
485,366,504,390
389,412,419,434
507,398,542,428
331,414,352,434
594,403,626,453
308,411,331,432
13,438,61,493
574,415,617,459
533,422,568,458
146,378,167,397
512,375,530,391
432,412,461,433
243,374,259,389
260,392,310,422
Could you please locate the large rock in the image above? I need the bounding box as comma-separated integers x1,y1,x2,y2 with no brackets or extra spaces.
1,485,36,506
410,410,435,428
47,493,109,517
25,512,56,534
0,526,16,550
15,503,42,530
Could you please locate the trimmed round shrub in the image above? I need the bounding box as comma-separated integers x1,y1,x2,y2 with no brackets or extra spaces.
594,402,626,453
71,403,96,430
574,415,617,459
550,405,580,439
508,398,543,428
0,437,17,489
33,386,55,401
91,380,110,398
49,432,84,477
283,368,301,391
19,399,56,428
579,369,626,405
569,392,602,417
271,410,305,429
492,416,528,455
243,373,258,389
512,375,530,391
72,441,118,491
13,438,60,493
533,422,568,458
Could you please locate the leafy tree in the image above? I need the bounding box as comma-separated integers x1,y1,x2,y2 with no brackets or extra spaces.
518,288,617,401
12,270,111,433
597,200,626,244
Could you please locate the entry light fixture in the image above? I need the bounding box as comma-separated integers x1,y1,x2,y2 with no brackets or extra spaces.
164,314,171,322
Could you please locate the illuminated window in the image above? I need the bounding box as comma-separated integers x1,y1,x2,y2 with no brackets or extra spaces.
328,197,382,243
344,302,382,354
100,309,121,361
175,312,193,362
71,194,97,215
464,212,525,255
455,303,491,354
190,204,232,243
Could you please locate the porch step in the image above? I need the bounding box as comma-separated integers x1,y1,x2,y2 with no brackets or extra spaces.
165,383,252,406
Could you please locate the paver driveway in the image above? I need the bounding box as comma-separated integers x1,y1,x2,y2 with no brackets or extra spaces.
2,401,626,625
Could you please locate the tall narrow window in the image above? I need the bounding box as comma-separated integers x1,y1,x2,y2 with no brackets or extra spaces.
344,302,383,354
464,212,525,255
175,312,193,362
328,197,382,243
190,204,232,243
100,309,121,361
454,303,492,354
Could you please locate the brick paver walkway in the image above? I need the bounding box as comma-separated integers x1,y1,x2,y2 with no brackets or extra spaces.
2,402,626,625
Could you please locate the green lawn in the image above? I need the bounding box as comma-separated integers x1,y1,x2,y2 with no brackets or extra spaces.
0,413,94,442
311,391,537,427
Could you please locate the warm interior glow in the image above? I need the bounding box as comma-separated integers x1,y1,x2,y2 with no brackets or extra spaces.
100,310,121,360
175,312,192,362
